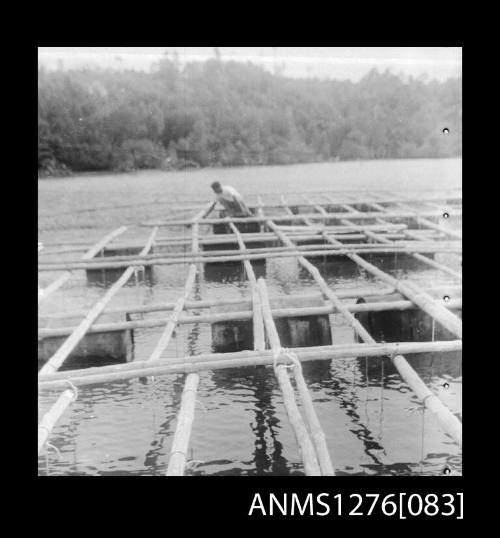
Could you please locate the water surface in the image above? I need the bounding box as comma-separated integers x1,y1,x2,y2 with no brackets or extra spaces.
38,158,462,476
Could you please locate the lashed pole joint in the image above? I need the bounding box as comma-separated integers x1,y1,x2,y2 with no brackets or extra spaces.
257,277,334,476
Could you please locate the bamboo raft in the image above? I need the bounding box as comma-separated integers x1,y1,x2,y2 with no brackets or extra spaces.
38,189,462,475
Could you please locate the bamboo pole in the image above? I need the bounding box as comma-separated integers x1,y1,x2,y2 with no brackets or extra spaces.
39,231,411,251
38,340,463,390
404,229,445,241
41,284,461,321
257,278,321,475
290,370,335,475
146,264,197,362
228,222,265,351
38,227,159,376
234,215,327,472
39,297,462,339
39,231,411,254
140,208,461,227
38,243,462,272
266,207,462,447
41,240,460,266
166,370,200,475
39,341,460,385
259,223,335,475
38,226,128,304
258,278,335,476
165,209,209,476
38,388,76,454
417,217,462,240
392,354,462,446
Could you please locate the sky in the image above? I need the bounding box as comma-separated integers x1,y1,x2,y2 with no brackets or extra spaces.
38,47,462,81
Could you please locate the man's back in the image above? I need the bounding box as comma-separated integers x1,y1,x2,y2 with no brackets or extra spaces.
216,185,251,217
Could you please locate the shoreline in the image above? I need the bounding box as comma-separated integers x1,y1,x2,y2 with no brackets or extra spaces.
38,155,462,181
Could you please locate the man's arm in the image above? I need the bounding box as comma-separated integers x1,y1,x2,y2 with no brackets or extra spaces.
206,200,217,216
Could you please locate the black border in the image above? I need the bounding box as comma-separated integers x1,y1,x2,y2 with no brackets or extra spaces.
17,33,477,528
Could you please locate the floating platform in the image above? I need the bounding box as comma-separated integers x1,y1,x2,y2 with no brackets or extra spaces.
38,312,134,369
38,189,463,475
86,245,154,286
211,295,332,353
355,292,462,343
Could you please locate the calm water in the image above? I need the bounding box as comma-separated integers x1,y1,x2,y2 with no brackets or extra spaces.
38,158,462,476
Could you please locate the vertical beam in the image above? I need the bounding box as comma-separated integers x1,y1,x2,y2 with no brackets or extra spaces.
166,371,200,475
228,222,265,351
257,278,323,476
166,210,207,476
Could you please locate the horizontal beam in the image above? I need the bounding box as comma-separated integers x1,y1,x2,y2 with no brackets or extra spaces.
39,297,462,339
38,244,461,272
40,232,412,256
38,226,128,304
38,339,462,390
38,239,461,267
40,230,439,251
40,284,462,321
140,208,462,227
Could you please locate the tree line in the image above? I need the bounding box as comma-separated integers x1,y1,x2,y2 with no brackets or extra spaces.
38,56,462,176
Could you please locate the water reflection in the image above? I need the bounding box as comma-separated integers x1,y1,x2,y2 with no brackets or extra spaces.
208,365,291,475
142,376,185,473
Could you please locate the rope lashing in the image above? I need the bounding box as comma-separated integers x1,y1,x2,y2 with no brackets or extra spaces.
169,450,188,458
168,450,205,468
45,442,61,459
184,459,205,471
390,343,400,360
406,394,433,415
66,380,78,402
272,347,302,372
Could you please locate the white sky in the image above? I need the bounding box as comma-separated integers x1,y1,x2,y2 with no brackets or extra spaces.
38,47,462,81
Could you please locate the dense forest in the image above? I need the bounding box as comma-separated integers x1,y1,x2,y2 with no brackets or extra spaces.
38,55,462,176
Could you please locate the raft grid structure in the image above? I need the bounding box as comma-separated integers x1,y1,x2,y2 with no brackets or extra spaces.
38,189,462,476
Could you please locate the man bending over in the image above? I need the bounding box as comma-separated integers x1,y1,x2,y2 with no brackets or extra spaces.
209,181,252,218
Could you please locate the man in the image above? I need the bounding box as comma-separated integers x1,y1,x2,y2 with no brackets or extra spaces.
209,181,252,218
